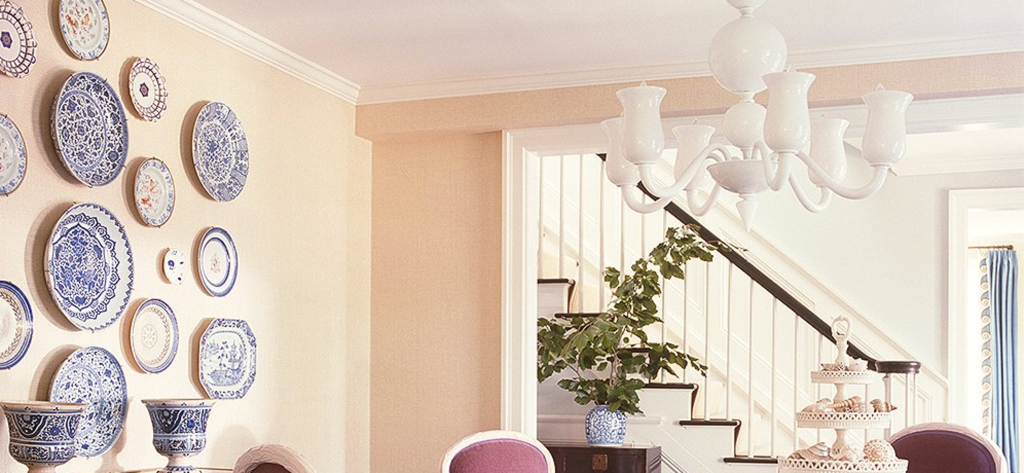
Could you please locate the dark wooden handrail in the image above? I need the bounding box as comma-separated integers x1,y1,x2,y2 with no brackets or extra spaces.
596,154,878,365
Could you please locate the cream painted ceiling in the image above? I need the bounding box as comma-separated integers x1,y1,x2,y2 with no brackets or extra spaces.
194,0,1024,101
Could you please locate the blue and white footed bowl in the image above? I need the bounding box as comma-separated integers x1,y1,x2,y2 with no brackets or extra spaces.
0,401,87,473
584,404,627,446
143,399,215,473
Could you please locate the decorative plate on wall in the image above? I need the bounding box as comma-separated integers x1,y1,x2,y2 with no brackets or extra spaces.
49,346,127,457
0,0,37,78
199,318,256,399
58,0,109,61
0,113,27,195
198,227,237,297
128,57,168,121
130,298,178,374
0,281,32,370
51,71,128,187
46,203,134,331
192,102,249,201
133,158,175,227
162,248,186,285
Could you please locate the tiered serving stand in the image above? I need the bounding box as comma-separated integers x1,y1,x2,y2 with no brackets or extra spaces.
778,319,909,473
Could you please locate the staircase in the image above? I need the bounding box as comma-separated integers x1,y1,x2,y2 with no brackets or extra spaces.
532,153,940,472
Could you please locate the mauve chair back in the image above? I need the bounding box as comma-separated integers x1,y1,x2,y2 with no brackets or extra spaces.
441,431,555,473
889,423,1007,473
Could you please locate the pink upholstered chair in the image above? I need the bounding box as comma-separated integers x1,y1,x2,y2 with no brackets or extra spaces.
440,430,556,473
889,422,1008,473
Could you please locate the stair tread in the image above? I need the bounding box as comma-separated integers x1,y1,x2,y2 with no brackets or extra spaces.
538,278,575,285
644,382,698,389
723,456,780,464
677,419,741,427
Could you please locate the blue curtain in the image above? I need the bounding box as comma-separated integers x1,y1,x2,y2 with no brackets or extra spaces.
984,249,1019,473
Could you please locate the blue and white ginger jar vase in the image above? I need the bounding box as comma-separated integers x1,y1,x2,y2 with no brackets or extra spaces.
585,404,627,446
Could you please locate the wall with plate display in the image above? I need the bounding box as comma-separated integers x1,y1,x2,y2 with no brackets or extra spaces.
0,2,371,473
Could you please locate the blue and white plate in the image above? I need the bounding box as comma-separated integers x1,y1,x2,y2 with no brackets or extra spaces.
198,227,237,297
58,0,109,61
133,158,175,227
49,346,127,457
0,0,38,78
0,113,27,195
0,281,32,370
128,57,168,121
199,318,256,399
51,71,128,187
46,203,134,331
130,299,178,374
192,102,249,201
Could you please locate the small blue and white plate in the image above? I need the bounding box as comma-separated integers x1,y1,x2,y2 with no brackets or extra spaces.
46,203,134,331
192,102,249,201
0,114,27,195
133,158,175,227
0,281,32,370
0,0,38,78
199,318,256,399
57,0,109,61
130,298,178,374
51,71,128,187
49,346,127,457
128,57,168,121
198,227,237,297
162,248,186,285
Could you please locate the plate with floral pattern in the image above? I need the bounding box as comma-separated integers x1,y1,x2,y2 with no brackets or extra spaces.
0,113,27,195
198,227,237,297
49,346,127,457
45,203,134,331
134,158,175,227
128,57,168,121
130,299,178,374
0,0,37,78
58,0,109,60
162,248,186,285
51,71,129,187
0,281,32,370
192,102,249,201
199,318,256,399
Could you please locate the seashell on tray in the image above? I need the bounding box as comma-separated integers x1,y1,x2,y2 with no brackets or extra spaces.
828,396,862,411
863,439,896,462
871,399,898,412
848,359,869,371
830,444,863,462
820,362,848,371
798,441,831,460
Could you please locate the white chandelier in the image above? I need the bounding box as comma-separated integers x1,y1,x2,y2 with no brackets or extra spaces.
603,0,914,230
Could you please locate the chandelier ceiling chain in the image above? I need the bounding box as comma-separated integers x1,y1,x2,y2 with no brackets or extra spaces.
603,0,913,231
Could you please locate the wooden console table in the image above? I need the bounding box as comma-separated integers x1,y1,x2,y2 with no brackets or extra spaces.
543,444,661,473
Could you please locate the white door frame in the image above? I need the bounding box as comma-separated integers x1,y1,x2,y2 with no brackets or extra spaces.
947,187,1024,429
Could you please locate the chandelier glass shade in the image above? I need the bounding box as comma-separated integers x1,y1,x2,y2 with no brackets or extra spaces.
604,0,914,230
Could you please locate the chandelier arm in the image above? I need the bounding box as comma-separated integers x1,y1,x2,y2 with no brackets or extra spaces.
622,185,674,214
786,174,834,212
685,185,724,216
755,141,790,192
793,150,891,200
638,143,732,198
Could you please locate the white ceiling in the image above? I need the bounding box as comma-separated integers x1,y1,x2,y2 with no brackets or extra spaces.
191,0,1024,103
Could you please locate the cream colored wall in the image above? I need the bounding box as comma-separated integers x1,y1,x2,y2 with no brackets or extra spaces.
0,2,370,473
370,133,503,473
363,52,1024,471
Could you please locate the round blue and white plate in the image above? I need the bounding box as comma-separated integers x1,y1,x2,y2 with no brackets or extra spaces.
0,281,32,370
51,71,128,187
198,227,237,297
133,158,175,227
0,0,38,78
199,318,256,399
130,299,178,374
49,346,127,457
45,203,134,331
0,113,27,195
192,102,249,201
58,0,109,61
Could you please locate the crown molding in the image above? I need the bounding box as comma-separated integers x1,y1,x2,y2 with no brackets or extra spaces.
358,32,1024,105
134,0,361,104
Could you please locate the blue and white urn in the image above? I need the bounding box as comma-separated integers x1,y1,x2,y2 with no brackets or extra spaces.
143,399,215,473
584,404,627,446
1,401,87,473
